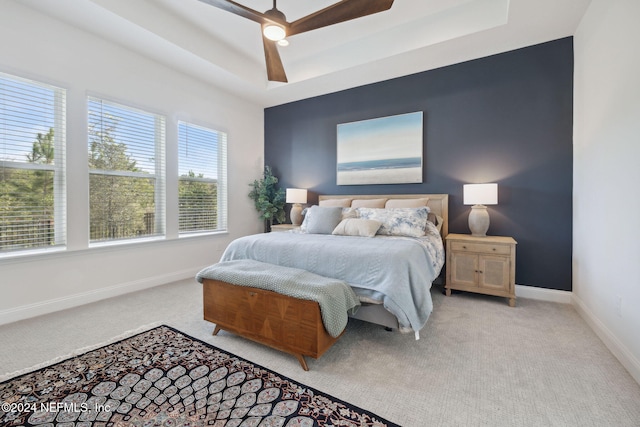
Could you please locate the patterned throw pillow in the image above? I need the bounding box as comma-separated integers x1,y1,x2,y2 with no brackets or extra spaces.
356,207,430,237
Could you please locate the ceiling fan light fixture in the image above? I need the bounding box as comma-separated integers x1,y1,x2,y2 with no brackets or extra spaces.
263,23,286,41
199,0,396,83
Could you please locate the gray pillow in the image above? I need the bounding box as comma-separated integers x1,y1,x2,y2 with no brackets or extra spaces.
305,206,343,234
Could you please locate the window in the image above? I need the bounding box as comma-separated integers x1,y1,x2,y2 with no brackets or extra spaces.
0,72,66,255
87,97,165,243
178,121,227,234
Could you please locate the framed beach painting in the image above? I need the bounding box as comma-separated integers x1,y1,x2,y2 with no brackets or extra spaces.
336,111,423,185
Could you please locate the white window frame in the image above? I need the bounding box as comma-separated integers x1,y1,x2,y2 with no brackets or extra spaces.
177,121,227,236
0,72,66,257
87,96,166,245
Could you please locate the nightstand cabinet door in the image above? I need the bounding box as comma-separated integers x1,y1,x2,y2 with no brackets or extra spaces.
450,252,479,288
445,234,517,307
478,255,511,292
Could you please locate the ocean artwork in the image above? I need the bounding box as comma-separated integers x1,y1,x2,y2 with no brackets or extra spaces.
337,112,423,185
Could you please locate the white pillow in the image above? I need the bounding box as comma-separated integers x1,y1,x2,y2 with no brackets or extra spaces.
356,207,430,237
385,197,429,208
350,198,387,208
332,219,381,237
341,208,358,220
319,198,352,208
435,214,444,233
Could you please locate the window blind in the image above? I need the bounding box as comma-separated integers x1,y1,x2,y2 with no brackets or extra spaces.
178,121,227,234
0,72,66,255
87,97,165,243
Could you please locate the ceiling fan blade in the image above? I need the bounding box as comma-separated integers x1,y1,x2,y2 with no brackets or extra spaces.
262,37,288,83
197,0,267,25
288,0,394,36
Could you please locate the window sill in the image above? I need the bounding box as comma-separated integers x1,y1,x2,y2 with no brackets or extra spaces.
0,232,228,266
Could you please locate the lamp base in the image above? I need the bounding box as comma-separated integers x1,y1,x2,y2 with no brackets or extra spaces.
468,205,490,237
290,204,303,226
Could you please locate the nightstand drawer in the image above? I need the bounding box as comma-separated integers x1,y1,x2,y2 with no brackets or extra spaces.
450,241,511,255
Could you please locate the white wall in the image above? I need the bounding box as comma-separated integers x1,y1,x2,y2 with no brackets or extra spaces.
573,0,640,383
0,1,264,324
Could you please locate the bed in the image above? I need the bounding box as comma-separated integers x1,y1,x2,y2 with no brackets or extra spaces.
216,194,448,339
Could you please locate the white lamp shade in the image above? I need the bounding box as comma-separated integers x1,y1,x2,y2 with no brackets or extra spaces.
286,188,307,204
463,183,498,205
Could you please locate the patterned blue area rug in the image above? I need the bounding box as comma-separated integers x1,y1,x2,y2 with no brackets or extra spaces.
0,325,399,426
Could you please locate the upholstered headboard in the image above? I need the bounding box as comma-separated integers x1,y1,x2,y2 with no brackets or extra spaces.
318,194,449,238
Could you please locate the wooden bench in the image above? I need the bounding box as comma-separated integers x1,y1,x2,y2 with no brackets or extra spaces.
202,278,342,370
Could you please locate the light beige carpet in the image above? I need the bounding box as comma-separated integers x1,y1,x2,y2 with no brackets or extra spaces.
1,279,639,427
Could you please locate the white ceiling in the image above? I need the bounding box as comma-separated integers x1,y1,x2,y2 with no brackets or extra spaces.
22,0,591,107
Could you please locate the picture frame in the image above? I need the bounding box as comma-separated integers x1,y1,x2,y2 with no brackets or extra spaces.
336,111,423,185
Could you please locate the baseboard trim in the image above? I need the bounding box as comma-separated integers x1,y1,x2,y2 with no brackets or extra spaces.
499,285,639,385
0,269,197,326
515,284,572,304
572,294,640,385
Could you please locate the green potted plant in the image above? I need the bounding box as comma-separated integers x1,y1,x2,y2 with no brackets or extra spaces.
248,166,286,232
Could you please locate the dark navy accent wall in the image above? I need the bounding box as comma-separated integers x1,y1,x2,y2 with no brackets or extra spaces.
265,37,573,291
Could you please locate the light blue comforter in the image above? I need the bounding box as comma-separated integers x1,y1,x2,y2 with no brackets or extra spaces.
220,227,444,334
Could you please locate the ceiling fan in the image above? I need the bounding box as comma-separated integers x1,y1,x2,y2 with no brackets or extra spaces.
198,0,395,83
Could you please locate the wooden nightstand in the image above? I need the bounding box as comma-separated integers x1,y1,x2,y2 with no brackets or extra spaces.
445,233,517,307
270,224,300,232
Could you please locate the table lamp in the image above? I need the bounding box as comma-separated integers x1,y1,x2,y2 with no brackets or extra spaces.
463,183,498,237
286,188,307,226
